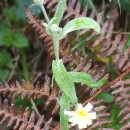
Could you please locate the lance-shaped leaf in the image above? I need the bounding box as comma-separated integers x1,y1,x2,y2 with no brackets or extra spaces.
59,17,101,40
69,72,107,88
53,0,66,25
52,60,78,103
60,93,70,130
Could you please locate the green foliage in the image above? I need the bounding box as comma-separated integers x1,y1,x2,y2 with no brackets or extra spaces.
95,92,114,103
52,60,78,104
60,93,70,130
0,0,32,81
80,0,95,10
3,7,17,21
2,0,41,22
114,0,130,11
15,96,32,109
0,50,14,81
106,107,122,129
53,0,66,25
0,26,28,48
13,34,28,48
59,17,100,40
15,0,41,20
69,72,107,88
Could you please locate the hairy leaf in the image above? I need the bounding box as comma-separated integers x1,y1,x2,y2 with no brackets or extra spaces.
53,0,66,25
60,17,101,39
52,60,78,103
69,72,107,88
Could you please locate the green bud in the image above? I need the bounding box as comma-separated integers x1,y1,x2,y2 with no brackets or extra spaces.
50,24,62,34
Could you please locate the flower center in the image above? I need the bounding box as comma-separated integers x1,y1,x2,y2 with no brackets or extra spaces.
76,109,88,117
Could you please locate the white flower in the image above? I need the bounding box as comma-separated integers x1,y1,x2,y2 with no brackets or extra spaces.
34,0,44,6
64,103,96,129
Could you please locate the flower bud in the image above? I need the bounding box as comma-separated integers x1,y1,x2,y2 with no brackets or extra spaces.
50,24,60,33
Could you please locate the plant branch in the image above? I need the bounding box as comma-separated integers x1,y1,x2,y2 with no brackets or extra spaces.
83,67,130,106
40,5,49,23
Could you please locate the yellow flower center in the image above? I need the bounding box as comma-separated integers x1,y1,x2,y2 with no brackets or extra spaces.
76,109,88,118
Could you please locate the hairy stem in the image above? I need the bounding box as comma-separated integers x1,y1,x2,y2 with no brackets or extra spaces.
40,5,49,23
52,35,60,61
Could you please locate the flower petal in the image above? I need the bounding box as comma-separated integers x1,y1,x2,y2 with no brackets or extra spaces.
85,119,92,126
84,102,93,112
77,103,83,109
78,122,87,129
88,112,96,119
64,110,75,116
69,117,77,126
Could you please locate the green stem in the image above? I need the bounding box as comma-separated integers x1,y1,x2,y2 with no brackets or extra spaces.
113,31,130,35
52,35,60,61
20,49,29,83
40,5,49,23
20,50,40,117
30,98,41,117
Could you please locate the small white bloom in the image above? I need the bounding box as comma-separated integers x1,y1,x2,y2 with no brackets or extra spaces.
64,103,96,129
34,0,44,6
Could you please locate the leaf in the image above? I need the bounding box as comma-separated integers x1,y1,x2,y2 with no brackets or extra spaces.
0,69,9,81
52,60,78,103
95,92,114,103
0,50,14,69
111,108,122,125
53,0,66,25
106,107,122,129
115,0,130,11
13,34,28,48
81,0,95,10
60,17,101,40
69,72,107,88
3,7,16,21
0,27,13,47
15,0,41,20
60,93,70,130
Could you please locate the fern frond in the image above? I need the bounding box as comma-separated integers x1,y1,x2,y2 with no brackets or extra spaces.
24,5,53,46
0,76,59,116
0,98,52,130
111,79,130,130
0,76,50,100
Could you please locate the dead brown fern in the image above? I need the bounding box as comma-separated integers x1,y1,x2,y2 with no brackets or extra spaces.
0,98,52,130
0,76,59,116
110,79,130,130
24,5,53,51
